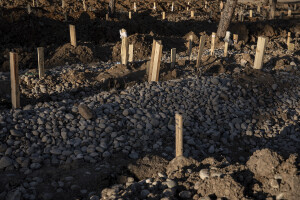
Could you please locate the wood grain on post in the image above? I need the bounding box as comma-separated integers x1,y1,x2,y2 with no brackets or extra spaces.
191,10,194,18
148,40,157,82
9,52,20,109
151,41,163,82
69,24,77,47
171,2,174,11
249,9,253,18
83,0,87,11
253,36,268,69
196,36,205,68
171,48,176,68
134,2,137,12
162,12,165,20
188,39,192,60
121,29,129,66
129,11,132,19
233,34,238,44
37,47,45,79
175,113,183,157
210,32,216,56
153,2,156,11
224,42,229,57
129,44,133,62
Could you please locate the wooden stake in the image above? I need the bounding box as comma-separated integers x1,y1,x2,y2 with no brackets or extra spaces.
134,2,137,12
62,0,65,9
210,32,216,56
83,0,87,11
162,12,165,20
129,44,133,62
287,32,291,47
32,0,35,7
205,1,207,9
69,24,77,47
171,48,176,68
153,2,156,11
129,11,132,19
288,8,292,17
171,2,174,12
148,40,156,82
253,36,268,70
188,39,192,60
233,34,238,44
9,52,20,109
249,9,253,18
224,42,229,57
196,36,205,68
175,113,183,157
120,29,129,65
151,41,163,82
37,47,45,79
191,10,194,18
220,1,224,10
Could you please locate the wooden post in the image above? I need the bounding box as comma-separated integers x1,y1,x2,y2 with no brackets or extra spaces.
287,32,291,47
62,0,65,9
106,13,109,20
210,32,216,56
171,2,174,12
224,31,230,57
83,0,87,11
175,113,183,157
37,47,45,79
129,11,132,19
220,1,224,10
129,44,134,62
257,6,260,13
196,36,205,68
288,8,292,17
253,36,268,70
134,2,137,12
27,4,31,14
191,10,194,18
233,34,238,44
120,29,129,66
153,2,156,11
148,40,163,82
171,48,176,68
9,52,20,109
249,9,253,18
69,25,77,47
32,0,35,7
188,39,192,60
205,1,208,9
162,12,165,20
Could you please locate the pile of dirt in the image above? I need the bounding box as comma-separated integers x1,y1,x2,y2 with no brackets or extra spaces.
112,33,153,62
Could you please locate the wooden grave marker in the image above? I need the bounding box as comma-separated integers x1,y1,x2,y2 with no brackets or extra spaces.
191,10,195,18
253,36,268,69
162,12,165,20
287,32,291,47
171,2,174,12
120,29,129,65
220,1,224,10
62,0,66,9
129,44,134,62
148,40,163,82
171,48,176,68
288,8,292,17
37,47,45,79
134,2,137,12
83,0,87,11
129,11,132,19
69,24,77,47
196,36,206,68
9,52,20,109
233,34,238,44
210,32,216,56
249,9,253,18
175,113,183,157
224,31,231,57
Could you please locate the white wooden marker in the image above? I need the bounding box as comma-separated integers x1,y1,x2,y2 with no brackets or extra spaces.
220,1,224,10
162,12,165,20
288,8,292,16
205,1,208,9
134,2,137,12
120,29,129,65
249,9,253,18
37,47,45,79
153,2,156,11
171,48,176,68
171,2,174,12
129,44,133,62
224,31,231,57
129,11,132,19
175,113,183,157
253,36,268,69
83,0,87,11
196,36,206,68
148,40,163,82
9,52,20,109
210,32,216,56
69,24,77,47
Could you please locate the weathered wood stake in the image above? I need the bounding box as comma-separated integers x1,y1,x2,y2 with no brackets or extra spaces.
288,8,292,17
148,40,163,82
162,12,165,20
171,2,174,11
62,0,65,9
249,9,253,18
69,24,77,47
9,52,20,109
175,113,183,157
220,1,224,10
188,39,192,60
134,2,137,12
196,36,205,68
253,36,268,69
233,34,238,44
129,44,133,62
191,10,194,18
37,47,45,79
83,0,87,11
129,11,132,19
210,32,216,56
171,48,176,68
287,32,291,47
120,29,129,65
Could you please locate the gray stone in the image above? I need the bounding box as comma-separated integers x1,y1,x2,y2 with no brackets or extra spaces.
78,104,93,120
179,191,192,199
0,156,12,169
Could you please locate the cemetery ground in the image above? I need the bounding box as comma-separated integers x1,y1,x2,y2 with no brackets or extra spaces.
0,0,300,200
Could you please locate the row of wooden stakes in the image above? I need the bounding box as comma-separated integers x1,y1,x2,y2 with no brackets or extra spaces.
7,25,295,109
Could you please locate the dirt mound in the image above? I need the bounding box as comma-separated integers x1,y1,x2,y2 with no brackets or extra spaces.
46,44,94,67
112,34,153,62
